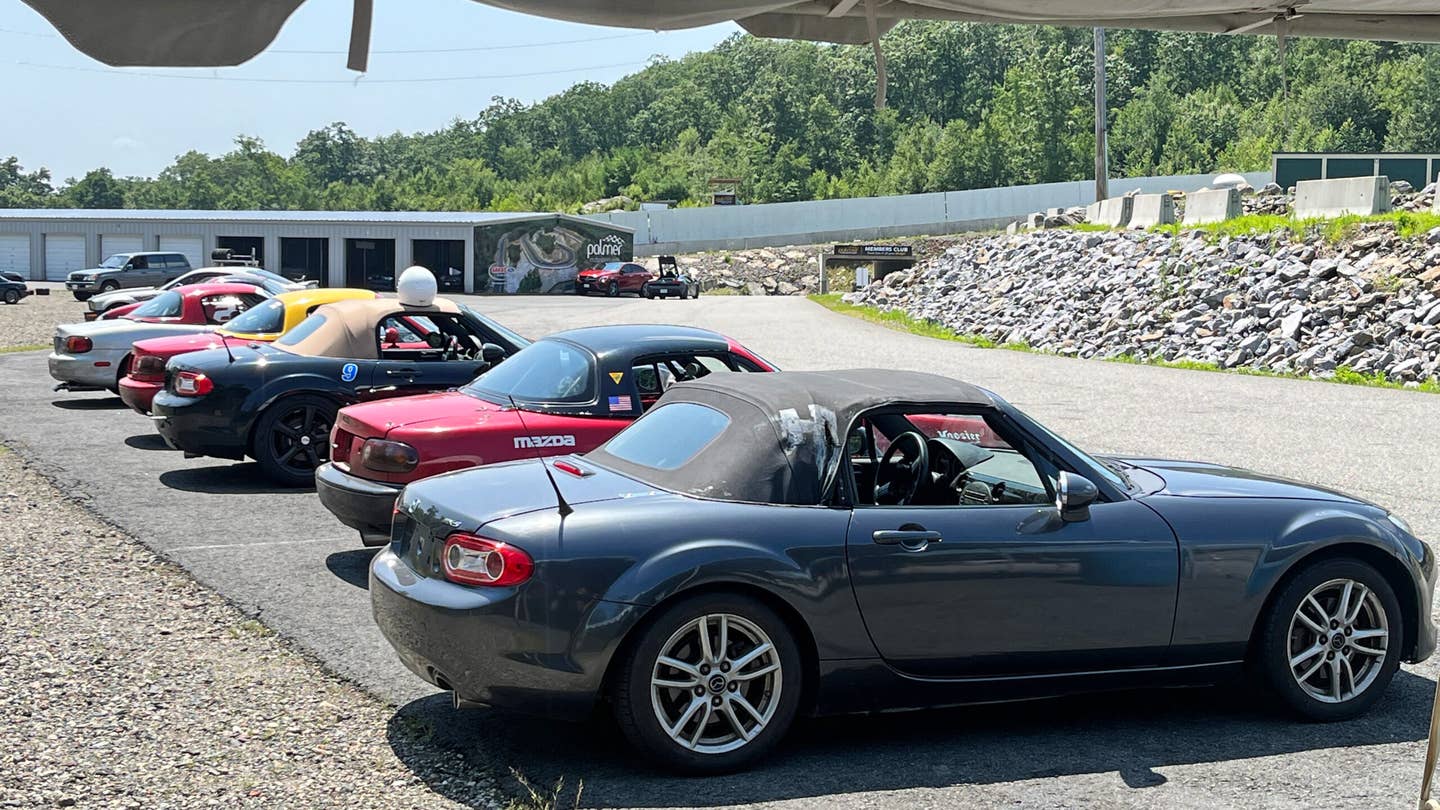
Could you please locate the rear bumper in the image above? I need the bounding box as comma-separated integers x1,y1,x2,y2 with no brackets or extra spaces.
118,377,161,414
316,462,401,546
370,548,642,720
48,352,118,390
151,391,248,460
644,282,687,296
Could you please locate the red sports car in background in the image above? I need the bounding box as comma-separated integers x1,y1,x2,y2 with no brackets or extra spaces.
574,261,653,297
315,324,775,544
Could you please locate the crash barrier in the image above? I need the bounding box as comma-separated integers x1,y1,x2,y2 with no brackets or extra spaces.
1293,175,1391,219
1086,196,1134,228
588,171,1271,254
1127,194,1176,229
1185,187,1242,225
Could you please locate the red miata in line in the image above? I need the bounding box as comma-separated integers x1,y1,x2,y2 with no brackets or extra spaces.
315,324,775,544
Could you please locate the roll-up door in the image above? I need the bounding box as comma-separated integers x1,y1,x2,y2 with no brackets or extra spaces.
45,234,86,280
0,235,30,278
159,236,204,270
100,234,144,261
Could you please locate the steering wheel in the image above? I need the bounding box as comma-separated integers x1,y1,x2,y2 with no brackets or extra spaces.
876,431,929,505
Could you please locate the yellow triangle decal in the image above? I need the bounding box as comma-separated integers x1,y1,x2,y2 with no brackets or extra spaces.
609,372,624,384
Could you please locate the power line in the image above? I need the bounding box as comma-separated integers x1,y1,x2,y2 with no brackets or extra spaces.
0,24,657,54
14,59,649,84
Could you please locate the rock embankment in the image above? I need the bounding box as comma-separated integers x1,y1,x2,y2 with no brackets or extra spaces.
844,223,1440,386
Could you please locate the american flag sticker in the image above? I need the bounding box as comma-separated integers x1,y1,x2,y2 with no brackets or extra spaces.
608,395,632,412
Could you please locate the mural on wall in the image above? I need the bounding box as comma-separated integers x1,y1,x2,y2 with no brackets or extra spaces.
474,217,633,294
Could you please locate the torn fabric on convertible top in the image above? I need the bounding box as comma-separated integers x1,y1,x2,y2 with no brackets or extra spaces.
585,369,993,505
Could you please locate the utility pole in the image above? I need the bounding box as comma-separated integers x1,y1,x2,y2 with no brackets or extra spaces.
1094,27,1109,203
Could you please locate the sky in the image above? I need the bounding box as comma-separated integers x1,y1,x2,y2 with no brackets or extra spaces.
0,0,739,183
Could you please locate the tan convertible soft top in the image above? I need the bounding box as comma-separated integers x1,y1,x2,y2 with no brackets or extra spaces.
278,297,461,360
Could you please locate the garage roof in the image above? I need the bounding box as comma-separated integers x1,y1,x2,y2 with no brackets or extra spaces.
18,1,1440,70
0,209,632,232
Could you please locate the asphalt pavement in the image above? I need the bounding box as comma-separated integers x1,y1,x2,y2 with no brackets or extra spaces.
4,293,1438,809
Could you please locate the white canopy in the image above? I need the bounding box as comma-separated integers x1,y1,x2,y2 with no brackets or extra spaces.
20,0,1440,69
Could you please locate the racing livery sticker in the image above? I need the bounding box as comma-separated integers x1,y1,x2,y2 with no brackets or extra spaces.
609,371,624,384
513,435,577,449
340,363,358,382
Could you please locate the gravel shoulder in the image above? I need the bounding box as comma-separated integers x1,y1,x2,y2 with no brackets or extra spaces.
0,284,82,351
0,445,502,809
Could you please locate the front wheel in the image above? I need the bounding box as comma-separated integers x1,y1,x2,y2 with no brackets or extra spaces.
612,593,803,773
607,281,620,298
252,394,338,487
99,280,119,292
1256,558,1402,721
73,291,92,302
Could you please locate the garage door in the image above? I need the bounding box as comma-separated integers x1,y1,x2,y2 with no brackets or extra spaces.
0,235,30,279
158,236,204,270
45,234,86,281
101,234,144,261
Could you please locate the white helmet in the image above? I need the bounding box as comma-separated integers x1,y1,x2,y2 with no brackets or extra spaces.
396,265,438,307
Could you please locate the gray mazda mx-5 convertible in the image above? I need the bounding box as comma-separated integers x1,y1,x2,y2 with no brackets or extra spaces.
370,369,1435,772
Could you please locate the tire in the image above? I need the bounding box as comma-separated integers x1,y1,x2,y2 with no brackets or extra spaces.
73,292,92,302
644,290,655,300
612,592,803,774
1255,558,1402,721
99,280,119,292
607,281,620,298
691,284,700,299
252,394,338,487
2,289,18,305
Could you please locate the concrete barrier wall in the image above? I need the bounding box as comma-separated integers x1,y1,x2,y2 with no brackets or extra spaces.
1185,187,1242,225
592,171,1269,254
1294,176,1391,219
1128,194,1176,229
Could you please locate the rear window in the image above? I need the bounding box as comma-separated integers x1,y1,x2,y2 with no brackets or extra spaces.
463,339,595,404
218,297,283,333
275,313,326,346
601,403,729,470
129,290,183,318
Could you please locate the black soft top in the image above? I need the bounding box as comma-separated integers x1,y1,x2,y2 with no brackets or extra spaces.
586,369,996,505
549,324,730,362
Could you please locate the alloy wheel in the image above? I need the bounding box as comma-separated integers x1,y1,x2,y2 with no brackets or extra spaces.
1287,577,1389,704
650,613,782,754
269,403,331,473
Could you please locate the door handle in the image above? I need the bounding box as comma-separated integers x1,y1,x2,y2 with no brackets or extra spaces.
385,368,419,377
872,528,943,546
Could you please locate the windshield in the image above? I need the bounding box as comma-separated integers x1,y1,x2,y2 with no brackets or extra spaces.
461,305,528,350
220,297,285,334
1024,418,1129,490
129,290,183,319
99,255,129,268
462,339,594,404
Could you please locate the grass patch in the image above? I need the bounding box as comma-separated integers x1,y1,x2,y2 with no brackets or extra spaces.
815,295,1440,393
0,343,48,354
701,285,741,296
1149,210,1440,245
508,769,583,810
809,293,997,348
1063,222,1114,233
228,619,275,639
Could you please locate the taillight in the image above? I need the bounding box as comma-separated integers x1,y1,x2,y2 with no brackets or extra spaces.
441,534,533,587
173,371,213,396
64,336,92,353
134,354,166,376
360,438,419,473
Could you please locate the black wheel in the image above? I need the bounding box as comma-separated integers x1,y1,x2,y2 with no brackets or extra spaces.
1256,558,1402,721
612,592,803,774
607,281,620,298
253,394,337,487
691,284,700,299
644,289,655,300
2,289,18,305
99,280,119,292
73,292,92,302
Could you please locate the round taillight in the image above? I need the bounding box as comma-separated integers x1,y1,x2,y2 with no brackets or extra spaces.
134,355,166,375
440,534,533,587
64,336,92,353
360,438,419,473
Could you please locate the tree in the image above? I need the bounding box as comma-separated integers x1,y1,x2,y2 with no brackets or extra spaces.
62,168,126,208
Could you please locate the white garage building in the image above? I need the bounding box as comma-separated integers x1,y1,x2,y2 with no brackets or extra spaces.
0,209,633,294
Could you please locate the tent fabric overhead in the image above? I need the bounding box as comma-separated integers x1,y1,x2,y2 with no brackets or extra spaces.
21,0,1440,69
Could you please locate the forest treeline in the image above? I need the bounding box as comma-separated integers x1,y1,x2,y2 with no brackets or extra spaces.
4,22,1440,212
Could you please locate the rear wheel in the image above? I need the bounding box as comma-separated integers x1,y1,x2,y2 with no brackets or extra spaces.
612,592,802,773
2,289,18,305
253,394,337,487
691,284,700,299
1256,558,1402,721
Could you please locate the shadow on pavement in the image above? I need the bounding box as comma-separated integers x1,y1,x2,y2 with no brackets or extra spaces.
325,548,377,590
50,397,126,410
124,433,173,451
387,671,1434,808
159,463,311,495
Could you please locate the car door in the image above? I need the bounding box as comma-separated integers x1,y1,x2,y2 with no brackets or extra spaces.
372,313,488,397
844,407,1179,680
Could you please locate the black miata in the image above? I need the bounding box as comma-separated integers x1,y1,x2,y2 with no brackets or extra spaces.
152,293,528,486
370,369,1435,772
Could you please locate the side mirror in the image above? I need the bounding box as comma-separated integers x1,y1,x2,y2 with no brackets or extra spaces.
1056,471,1098,522
481,343,506,364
